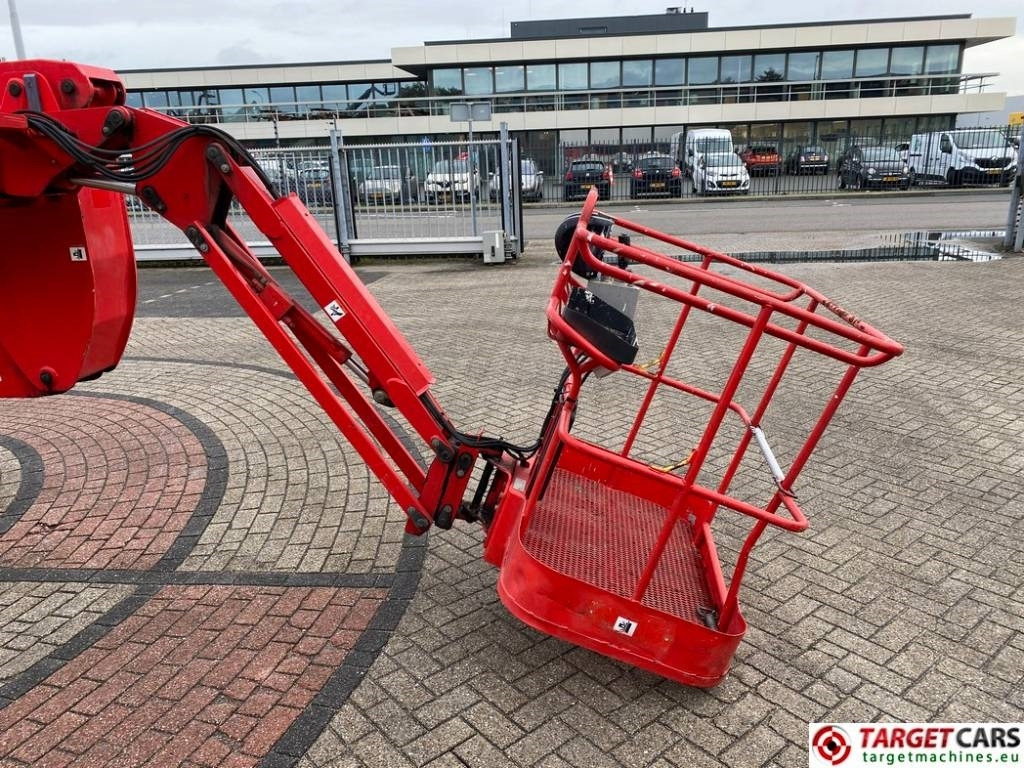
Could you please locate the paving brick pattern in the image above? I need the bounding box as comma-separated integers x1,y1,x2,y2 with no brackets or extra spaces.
0,445,18,513
0,585,386,767
72,366,409,575
0,241,1021,767
0,583,133,686
0,399,205,569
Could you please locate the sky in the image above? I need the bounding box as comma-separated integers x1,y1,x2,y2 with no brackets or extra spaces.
1,1,1022,95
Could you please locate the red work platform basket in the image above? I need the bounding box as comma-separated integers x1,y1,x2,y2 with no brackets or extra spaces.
492,191,903,687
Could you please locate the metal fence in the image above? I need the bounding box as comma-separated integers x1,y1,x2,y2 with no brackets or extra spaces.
123,125,1019,259
127,138,524,261
515,124,1020,202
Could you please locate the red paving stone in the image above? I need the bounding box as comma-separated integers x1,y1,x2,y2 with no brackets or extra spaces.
0,585,387,768
0,399,205,569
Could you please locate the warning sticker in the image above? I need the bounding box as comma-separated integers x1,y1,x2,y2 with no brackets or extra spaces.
324,301,345,322
69,246,87,262
613,616,638,636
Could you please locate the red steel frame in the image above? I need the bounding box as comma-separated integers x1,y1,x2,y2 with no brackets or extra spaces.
0,60,903,688
491,191,903,686
0,59,490,536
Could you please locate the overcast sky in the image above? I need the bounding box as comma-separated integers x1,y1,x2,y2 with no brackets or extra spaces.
2,1,1021,94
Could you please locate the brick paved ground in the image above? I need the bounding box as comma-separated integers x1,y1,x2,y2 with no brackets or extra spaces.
0,229,1021,767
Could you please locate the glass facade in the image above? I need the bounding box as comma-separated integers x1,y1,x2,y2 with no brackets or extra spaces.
130,41,976,132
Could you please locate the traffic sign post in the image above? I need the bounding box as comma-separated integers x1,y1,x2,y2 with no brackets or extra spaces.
450,102,491,237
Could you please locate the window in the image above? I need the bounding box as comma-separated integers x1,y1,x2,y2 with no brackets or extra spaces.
623,60,652,87
687,57,719,104
463,67,493,96
591,127,619,145
292,84,319,116
890,47,923,76
821,50,854,79
925,45,960,95
526,64,556,91
143,91,170,108
269,86,296,105
924,44,960,74
754,53,786,81
654,58,684,86
397,82,427,116
787,52,819,81
882,117,915,142
241,87,270,106
821,50,854,100
432,68,462,95
754,53,787,101
855,48,889,98
322,84,346,109
719,55,751,84
347,84,371,104
590,61,620,89
495,65,524,93
855,48,889,77
687,57,718,85
558,62,588,90
889,46,924,96
216,88,247,122
623,126,652,145
787,52,819,100
783,121,812,148
623,60,653,107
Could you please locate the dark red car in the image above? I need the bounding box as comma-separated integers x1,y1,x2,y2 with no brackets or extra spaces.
738,144,781,176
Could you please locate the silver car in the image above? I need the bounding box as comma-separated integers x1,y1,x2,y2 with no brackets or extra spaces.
359,165,417,204
693,152,751,196
489,158,544,202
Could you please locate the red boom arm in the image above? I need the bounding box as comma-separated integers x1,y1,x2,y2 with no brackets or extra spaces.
0,59,508,535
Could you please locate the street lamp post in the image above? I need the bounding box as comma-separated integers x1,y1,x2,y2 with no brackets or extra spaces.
450,102,491,237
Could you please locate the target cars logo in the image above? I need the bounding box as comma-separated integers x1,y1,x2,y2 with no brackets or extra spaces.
810,723,1022,767
811,725,852,765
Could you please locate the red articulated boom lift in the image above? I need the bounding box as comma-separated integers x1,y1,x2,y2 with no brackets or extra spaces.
0,61,903,687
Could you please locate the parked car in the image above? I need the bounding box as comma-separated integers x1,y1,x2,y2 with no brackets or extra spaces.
628,153,683,198
296,161,333,205
423,158,480,204
834,137,880,175
256,157,299,194
838,146,911,190
359,165,417,204
488,158,544,202
785,145,830,175
563,159,612,201
693,152,750,195
739,144,781,176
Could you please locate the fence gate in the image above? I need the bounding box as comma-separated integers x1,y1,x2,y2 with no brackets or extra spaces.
124,139,522,264
335,134,522,263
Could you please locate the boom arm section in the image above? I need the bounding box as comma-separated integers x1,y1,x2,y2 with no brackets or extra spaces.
0,59,508,534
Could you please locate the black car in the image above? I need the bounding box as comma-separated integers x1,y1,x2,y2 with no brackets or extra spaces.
563,159,612,201
785,145,829,174
628,154,683,198
838,146,910,190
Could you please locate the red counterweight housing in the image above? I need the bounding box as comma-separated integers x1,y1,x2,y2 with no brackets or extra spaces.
0,187,136,396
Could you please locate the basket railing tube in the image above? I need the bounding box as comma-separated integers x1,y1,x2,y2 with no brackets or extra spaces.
559,191,903,367
543,189,902,639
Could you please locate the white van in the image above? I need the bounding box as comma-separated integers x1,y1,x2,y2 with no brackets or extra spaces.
681,128,734,178
907,129,1016,187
